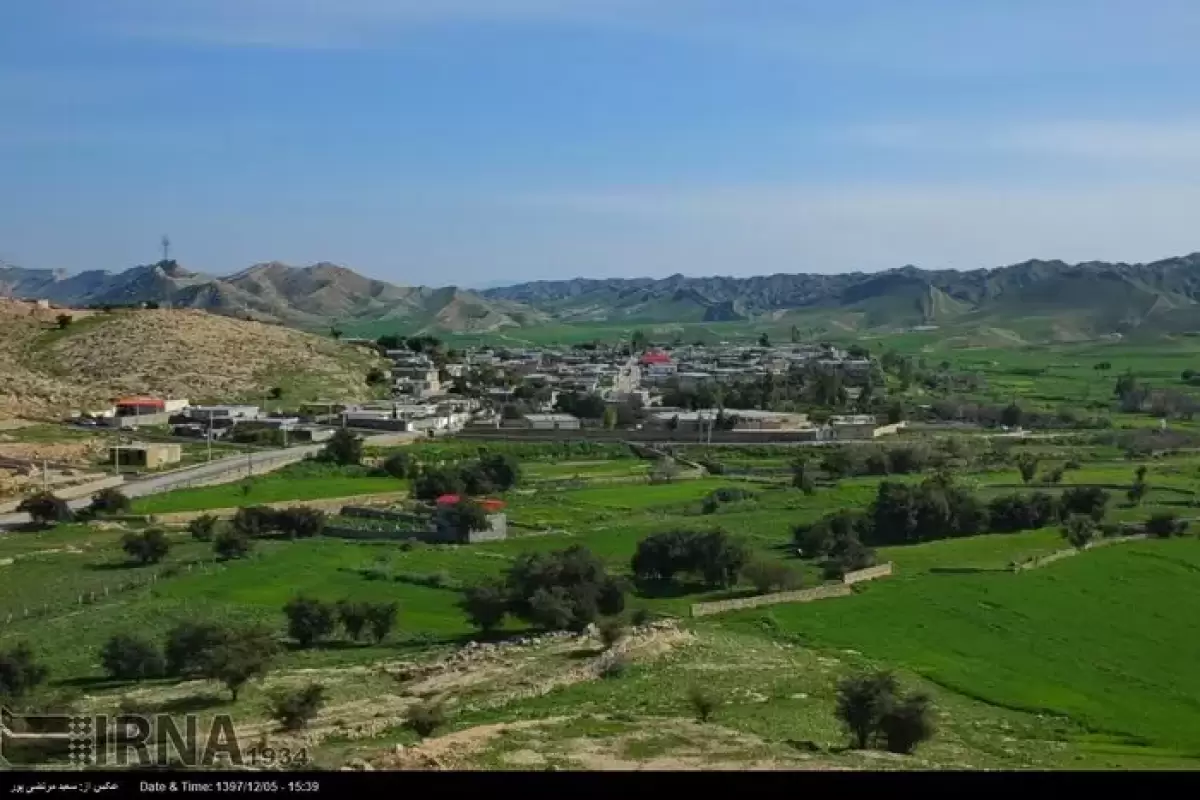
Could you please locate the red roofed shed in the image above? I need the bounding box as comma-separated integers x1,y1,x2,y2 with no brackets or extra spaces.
436,494,506,512
639,350,672,366
115,396,165,417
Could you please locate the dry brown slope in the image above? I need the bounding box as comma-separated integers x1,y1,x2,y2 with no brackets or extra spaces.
0,301,386,419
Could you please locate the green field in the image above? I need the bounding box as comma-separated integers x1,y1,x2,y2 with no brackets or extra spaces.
132,462,406,514
728,538,1200,757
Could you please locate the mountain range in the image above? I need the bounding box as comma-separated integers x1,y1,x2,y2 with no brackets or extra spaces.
0,261,543,334
5,252,1200,340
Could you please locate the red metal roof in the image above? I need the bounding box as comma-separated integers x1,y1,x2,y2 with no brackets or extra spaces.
436,494,506,512
639,351,672,365
115,396,165,407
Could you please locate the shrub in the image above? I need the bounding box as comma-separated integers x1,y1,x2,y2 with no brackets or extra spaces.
835,670,899,749
17,492,74,526
0,643,50,701
1145,513,1190,538
879,693,936,754
188,514,220,542
598,653,630,680
269,684,327,731
687,685,719,723
1016,454,1039,484
275,507,327,539
460,581,509,632
204,625,277,701
366,602,399,644
337,601,371,641
1062,514,1097,549
507,545,626,631
321,429,364,466
283,596,337,648
631,529,748,589
630,608,652,627
231,506,279,538
214,530,251,560
1060,486,1110,522
90,487,131,516
405,699,446,737
100,634,165,680
596,617,627,650
382,451,417,479
741,558,801,594
164,622,228,677
121,528,170,565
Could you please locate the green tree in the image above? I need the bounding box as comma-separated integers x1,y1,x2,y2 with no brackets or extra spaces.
188,514,220,542
791,458,816,495
121,528,170,565
366,602,399,644
89,487,131,516
214,530,252,560
630,330,649,352
460,580,510,633
382,451,417,479
741,558,800,594
602,406,618,430
275,507,326,539
0,643,50,701
283,596,337,648
1145,513,1189,538
56,314,73,330
231,506,279,537
17,492,74,526
164,622,228,677
758,332,770,348
1062,514,1097,549
688,685,719,723
1016,454,1039,484
204,626,277,701
269,684,327,732
100,634,165,680
879,693,936,754
321,428,363,466
835,670,899,750
337,600,371,641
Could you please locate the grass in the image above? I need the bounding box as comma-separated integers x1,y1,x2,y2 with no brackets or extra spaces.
132,462,407,514
9,400,1200,771
726,538,1200,757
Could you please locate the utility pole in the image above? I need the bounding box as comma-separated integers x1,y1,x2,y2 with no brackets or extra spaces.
207,410,214,463
42,459,48,493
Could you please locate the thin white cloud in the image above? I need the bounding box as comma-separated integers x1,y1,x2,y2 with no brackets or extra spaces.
40,0,1200,75
848,120,1200,169
86,0,660,48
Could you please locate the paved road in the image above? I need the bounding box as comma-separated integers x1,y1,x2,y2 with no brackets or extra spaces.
0,432,414,529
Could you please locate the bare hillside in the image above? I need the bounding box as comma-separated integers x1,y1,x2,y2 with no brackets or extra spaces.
0,300,386,419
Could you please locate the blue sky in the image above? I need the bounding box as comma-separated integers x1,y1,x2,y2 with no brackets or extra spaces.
2,1,1200,286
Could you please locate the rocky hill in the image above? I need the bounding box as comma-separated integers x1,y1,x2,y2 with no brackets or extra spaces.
0,261,541,334
0,299,386,420
483,252,1200,336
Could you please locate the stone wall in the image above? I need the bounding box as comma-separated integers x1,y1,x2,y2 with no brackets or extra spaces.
689,561,894,617
149,490,411,524
842,562,894,584
690,585,852,617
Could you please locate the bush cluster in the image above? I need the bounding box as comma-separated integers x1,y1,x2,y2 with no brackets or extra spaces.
460,545,626,633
